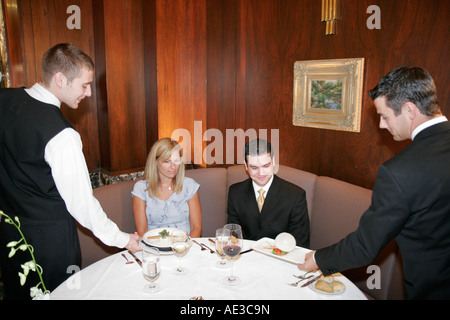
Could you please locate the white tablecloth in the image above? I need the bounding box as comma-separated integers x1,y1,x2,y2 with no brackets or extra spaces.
51,238,367,300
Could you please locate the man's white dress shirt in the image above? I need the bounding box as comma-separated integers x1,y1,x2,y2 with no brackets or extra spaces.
25,83,129,248
411,116,448,140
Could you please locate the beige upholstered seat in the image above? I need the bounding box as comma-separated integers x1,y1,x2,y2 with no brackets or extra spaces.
185,167,227,237
77,180,136,268
311,176,403,300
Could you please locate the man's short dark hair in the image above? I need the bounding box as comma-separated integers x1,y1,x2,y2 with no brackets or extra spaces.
41,43,94,86
244,139,273,164
368,66,440,116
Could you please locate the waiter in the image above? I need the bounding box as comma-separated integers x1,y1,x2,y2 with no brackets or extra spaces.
0,43,141,299
298,66,450,299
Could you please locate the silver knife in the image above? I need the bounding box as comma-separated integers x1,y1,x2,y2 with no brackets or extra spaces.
128,250,142,267
300,274,322,287
239,248,253,255
192,239,214,253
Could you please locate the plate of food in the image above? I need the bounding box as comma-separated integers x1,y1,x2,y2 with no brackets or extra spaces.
309,275,346,295
141,228,187,252
251,234,311,264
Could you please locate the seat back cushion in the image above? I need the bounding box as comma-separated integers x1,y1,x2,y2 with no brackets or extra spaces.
77,179,137,268
185,167,228,237
311,176,403,300
310,176,372,249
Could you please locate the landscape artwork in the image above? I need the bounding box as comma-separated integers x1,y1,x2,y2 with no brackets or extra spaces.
310,80,342,110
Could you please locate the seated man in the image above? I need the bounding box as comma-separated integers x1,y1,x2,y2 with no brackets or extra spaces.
227,139,310,247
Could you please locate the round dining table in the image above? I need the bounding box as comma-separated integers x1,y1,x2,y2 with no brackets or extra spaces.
50,238,367,300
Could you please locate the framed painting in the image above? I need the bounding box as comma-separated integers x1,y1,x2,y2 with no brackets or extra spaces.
293,58,364,132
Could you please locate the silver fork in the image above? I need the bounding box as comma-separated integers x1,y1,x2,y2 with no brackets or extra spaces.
192,239,214,253
293,271,313,280
288,271,314,287
192,239,206,251
288,279,305,287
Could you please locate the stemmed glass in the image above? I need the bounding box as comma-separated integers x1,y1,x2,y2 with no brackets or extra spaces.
215,228,230,268
142,247,161,293
171,232,192,275
222,224,243,286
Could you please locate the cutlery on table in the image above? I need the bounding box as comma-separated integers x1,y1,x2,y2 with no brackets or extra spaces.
288,273,321,287
239,249,253,255
192,239,206,251
121,253,133,264
300,274,323,287
293,270,313,280
202,243,215,254
192,239,214,253
128,250,142,267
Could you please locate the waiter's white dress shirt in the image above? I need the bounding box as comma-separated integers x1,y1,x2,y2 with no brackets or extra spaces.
25,83,129,248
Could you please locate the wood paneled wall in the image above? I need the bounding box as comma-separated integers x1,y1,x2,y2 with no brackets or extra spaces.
4,0,101,170
3,0,449,188
157,0,207,165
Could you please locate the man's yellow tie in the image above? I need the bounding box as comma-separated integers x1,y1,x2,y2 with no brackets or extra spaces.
257,189,265,212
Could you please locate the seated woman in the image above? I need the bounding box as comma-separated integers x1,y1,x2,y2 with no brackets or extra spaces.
132,138,202,237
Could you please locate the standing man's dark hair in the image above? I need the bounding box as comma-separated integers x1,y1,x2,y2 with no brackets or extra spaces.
369,66,440,116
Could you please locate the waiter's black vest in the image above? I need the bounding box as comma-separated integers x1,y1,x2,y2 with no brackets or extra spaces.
0,87,72,219
0,88,81,299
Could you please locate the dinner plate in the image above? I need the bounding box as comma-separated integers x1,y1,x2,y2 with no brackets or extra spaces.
251,237,311,264
141,227,186,252
309,279,346,295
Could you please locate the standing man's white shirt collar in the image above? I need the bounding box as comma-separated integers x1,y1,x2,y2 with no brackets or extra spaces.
252,175,274,200
25,83,61,108
412,116,448,140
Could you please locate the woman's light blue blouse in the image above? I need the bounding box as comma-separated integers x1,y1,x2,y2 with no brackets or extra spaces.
131,177,200,234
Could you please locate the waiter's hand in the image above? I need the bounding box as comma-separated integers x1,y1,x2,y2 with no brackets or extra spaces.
125,232,142,252
297,251,319,272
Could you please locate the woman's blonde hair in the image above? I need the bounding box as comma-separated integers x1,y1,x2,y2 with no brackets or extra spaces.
144,138,184,198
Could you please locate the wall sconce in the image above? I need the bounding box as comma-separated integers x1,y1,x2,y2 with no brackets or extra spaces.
321,0,340,35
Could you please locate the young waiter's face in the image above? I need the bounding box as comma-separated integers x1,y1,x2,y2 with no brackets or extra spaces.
60,67,94,109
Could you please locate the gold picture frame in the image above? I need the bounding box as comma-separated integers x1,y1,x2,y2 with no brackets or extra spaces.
293,58,364,132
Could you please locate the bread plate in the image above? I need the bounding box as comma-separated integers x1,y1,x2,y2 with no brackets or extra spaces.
309,279,346,295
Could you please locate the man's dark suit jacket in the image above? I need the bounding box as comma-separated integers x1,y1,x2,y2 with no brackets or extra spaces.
227,175,310,248
315,121,450,299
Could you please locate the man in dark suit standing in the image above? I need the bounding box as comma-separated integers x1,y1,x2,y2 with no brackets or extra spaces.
298,66,450,299
227,139,310,248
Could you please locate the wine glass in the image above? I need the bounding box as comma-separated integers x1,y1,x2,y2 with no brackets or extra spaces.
171,232,192,275
142,247,161,293
222,224,243,286
215,228,230,268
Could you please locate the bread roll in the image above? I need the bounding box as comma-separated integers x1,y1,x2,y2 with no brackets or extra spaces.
314,279,333,293
332,280,345,292
321,275,334,283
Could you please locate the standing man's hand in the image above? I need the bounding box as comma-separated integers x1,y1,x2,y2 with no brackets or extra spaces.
297,251,319,272
125,232,142,252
